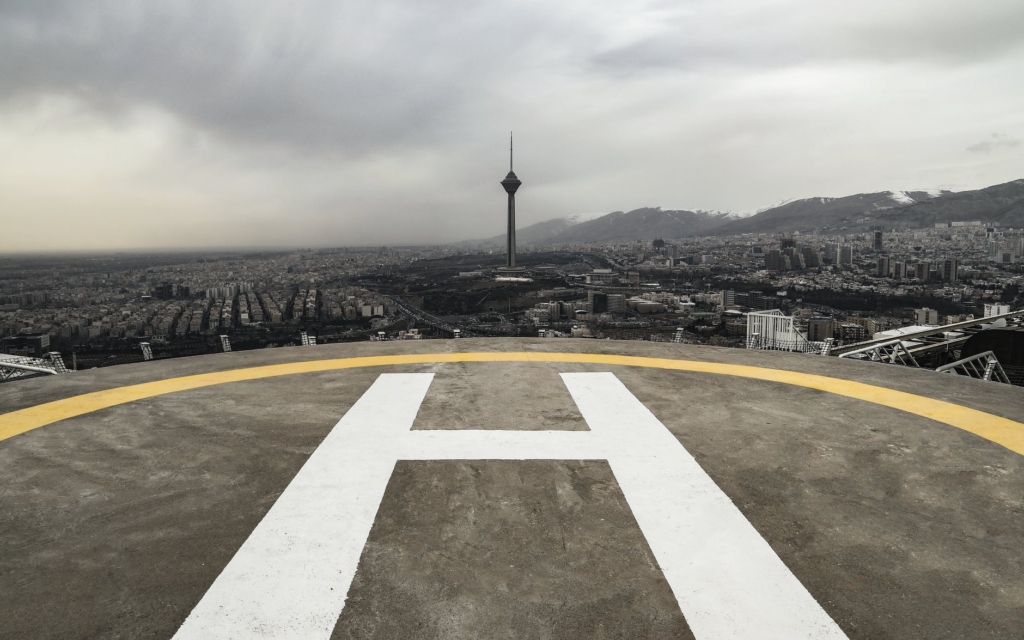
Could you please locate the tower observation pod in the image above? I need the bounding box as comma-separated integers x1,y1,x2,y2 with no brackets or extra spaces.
500,133,522,269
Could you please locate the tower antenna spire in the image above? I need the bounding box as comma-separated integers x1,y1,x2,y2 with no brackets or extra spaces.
510,132,513,171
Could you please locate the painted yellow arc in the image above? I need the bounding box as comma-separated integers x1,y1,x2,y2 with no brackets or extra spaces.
1,351,1022,455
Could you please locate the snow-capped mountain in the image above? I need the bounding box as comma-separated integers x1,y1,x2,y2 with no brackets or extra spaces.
472,179,1024,245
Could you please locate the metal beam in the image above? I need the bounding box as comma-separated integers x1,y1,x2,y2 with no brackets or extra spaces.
837,339,920,366
935,350,1011,384
0,361,61,376
831,308,1024,355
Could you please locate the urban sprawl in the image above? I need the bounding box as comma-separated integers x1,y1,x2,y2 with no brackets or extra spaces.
2,221,1022,368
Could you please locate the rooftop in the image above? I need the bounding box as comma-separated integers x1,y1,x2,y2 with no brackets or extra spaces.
1,339,1022,639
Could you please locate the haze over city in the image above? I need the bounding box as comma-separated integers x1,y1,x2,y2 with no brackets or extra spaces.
2,0,1023,252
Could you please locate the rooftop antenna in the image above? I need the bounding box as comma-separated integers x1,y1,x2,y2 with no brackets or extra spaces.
510,132,513,171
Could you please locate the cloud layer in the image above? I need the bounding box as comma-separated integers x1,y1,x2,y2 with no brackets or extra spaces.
1,0,1023,251
967,133,1022,153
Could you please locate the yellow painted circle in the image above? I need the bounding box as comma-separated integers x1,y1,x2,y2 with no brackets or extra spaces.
1,352,1022,455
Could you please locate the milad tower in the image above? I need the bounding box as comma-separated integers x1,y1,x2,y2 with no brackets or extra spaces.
500,134,522,269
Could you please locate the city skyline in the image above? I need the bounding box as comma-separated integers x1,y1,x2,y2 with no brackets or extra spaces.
1,1,1023,252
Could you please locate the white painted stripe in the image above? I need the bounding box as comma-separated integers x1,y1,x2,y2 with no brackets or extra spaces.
172,373,435,640
560,372,846,640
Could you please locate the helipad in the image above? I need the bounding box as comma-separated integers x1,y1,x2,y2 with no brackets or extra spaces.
1,339,1022,639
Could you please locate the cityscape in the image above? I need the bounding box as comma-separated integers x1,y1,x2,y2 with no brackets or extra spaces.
3,3,1024,639
3,202,1022,376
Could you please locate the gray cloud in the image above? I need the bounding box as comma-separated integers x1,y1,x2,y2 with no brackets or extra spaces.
0,1,1023,251
0,1,506,155
591,1,1024,73
967,133,1022,154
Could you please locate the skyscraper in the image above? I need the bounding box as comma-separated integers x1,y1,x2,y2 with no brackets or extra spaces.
876,256,891,277
500,134,522,269
808,317,834,342
942,258,959,282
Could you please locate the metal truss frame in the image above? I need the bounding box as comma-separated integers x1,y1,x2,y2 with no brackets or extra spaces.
0,353,67,382
836,339,920,367
935,350,1011,383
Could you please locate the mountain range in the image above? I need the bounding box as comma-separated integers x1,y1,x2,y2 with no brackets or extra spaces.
481,179,1024,245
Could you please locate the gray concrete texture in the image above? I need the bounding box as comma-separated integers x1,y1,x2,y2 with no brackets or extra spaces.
1,339,1022,639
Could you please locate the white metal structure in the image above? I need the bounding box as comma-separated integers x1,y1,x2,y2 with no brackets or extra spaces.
49,352,69,374
140,342,154,361
935,351,1010,383
831,307,1023,356
745,310,821,353
836,339,920,367
0,353,67,381
220,335,232,352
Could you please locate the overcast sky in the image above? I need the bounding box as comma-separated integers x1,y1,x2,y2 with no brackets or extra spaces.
2,0,1023,251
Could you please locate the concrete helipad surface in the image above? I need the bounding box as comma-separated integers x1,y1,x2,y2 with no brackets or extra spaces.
1,339,1023,639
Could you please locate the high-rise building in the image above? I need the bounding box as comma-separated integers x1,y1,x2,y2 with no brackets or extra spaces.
807,317,834,342
722,290,736,307
984,304,1010,318
839,245,853,265
893,261,907,280
783,246,805,270
500,134,522,269
839,323,869,342
915,261,930,281
942,258,959,282
2,334,50,357
877,257,891,277
588,291,608,313
873,230,883,252
844,316,878,334
154,283,175,300
801,247,821,268
766,249,784,271
915,308,940,325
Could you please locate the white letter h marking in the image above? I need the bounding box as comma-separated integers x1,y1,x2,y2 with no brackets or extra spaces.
174,373,846,640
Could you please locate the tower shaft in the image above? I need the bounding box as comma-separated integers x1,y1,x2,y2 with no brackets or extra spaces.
499,133,522,270
506,192,516,268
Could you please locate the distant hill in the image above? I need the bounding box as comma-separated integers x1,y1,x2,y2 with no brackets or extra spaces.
873,179,1024,229
714,180,1024,234
507,217,578,245
471,179,1023,246
709,190,950,235
544,208,734,243
480,208,735,245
